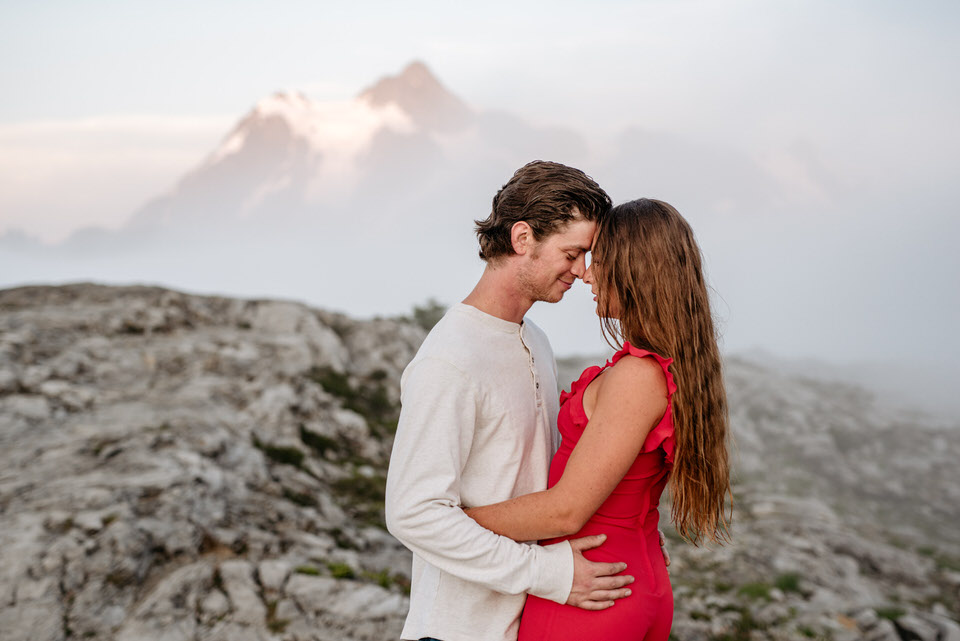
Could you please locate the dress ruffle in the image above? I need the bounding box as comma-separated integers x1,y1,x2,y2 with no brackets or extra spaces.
559,364,603,407
560,341,677,466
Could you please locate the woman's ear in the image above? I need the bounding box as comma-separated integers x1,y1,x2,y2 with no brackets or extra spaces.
510,221,534,255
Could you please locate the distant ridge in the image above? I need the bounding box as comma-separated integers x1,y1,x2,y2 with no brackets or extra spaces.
358,61,473,132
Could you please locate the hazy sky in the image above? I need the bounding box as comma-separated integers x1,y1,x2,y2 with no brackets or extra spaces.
2,1,959,412
3,0,957,240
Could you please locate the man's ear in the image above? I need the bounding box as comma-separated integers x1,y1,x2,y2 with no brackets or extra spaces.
511,221,534,255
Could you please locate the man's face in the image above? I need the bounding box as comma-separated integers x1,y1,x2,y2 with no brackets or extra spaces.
517,218,597,304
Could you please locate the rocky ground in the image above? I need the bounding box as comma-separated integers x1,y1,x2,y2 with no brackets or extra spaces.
1,284,957,641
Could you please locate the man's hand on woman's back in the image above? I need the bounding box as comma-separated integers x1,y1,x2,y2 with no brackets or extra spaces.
565,534,634,610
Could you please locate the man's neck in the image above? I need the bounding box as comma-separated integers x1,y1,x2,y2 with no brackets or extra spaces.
462,263,533,324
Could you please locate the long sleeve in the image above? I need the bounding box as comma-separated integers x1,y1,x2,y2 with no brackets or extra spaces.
385,356,573,603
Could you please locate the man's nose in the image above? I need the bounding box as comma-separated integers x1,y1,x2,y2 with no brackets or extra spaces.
571,254,588,279
582,261,593,284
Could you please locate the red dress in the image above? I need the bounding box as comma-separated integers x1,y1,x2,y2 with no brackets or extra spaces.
518,342,677,641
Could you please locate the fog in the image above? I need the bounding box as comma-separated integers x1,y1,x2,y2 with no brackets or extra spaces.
1,1,958,416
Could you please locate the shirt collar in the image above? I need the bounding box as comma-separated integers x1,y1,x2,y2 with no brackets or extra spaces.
454,302,524,335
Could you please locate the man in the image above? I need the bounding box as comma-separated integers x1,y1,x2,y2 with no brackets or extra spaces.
386,161,640,641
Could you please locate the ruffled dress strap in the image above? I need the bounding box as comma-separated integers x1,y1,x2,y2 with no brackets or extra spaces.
610,341,678,466
559,364,604,407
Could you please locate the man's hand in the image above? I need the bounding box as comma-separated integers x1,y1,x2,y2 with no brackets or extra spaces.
659,528,671,567
565,534,634,611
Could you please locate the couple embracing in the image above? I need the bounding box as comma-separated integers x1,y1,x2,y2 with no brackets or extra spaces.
385,161,731,641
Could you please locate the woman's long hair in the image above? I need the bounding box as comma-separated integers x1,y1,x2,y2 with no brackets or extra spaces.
592,198,731,544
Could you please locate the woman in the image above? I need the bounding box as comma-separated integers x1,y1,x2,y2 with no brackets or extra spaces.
465,198,731,641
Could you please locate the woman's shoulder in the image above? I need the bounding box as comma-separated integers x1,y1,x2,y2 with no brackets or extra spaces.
601,351,669,406
606,342,677,398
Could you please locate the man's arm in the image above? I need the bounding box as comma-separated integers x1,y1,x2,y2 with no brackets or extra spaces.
385,357,633,608
385,357,574,602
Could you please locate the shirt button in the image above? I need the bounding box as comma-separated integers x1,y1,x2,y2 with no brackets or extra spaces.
536,382,540,388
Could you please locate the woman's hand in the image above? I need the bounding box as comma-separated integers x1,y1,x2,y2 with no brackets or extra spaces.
659,528,671,567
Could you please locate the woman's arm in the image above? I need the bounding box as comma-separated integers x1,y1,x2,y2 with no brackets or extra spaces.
464,355,669,542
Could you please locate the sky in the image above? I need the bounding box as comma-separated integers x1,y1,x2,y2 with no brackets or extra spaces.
3,0,958,241
1,0,959,413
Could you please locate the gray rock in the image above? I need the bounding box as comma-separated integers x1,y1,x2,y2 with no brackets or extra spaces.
72,510,103,534
205,620,270,641
865,619,901,641
918,613,960,641
0,368,18,393
200,590,230,622
38,379,94,410
19,365,51,390
258,559,291,593
896,614,942,641
2,394,50,420
2,284,958,641
218,559,267,626
285,573,340,615
0,602,62,641
274,597,301,622
852,607,880,629
114,562,212,641
325,582,409,618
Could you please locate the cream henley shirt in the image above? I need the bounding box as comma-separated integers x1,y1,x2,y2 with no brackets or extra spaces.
385,303,575,641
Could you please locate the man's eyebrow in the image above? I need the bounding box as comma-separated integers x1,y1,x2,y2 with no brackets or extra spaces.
561,244,591,252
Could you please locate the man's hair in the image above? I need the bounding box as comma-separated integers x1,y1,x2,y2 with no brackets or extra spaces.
474,160,612,262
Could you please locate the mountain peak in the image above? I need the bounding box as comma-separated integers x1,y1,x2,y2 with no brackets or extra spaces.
358,61,472,133
394,60,436,86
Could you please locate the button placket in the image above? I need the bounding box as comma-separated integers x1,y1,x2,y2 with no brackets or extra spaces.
519,325,542,405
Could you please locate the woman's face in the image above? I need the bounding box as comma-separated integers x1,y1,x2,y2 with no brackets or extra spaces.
583,258,621,319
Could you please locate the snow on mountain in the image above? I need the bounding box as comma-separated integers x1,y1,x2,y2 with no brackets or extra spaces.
125,86,420,230
203,91,415,207
358,60,473,133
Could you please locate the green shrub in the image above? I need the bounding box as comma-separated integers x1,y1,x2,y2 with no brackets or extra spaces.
266,600,289,633
332,472,387,527
717,607,762,641
304,367,399,436
333,473,386,503
876,607,905,621
282,487,317,507
327,561,355,579
737,582,771,599
935,554,960,572
306,366,354,399
330,527,360,550
252,435,305,468
411,299,446,331
294,565,320,576
775,572,801,593
299,424,342,457
362,569,393,589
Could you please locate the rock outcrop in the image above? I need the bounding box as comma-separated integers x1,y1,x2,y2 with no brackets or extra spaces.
1,284,957,640
0,284,423,641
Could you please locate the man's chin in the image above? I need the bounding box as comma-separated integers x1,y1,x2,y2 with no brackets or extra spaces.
540,291,566,304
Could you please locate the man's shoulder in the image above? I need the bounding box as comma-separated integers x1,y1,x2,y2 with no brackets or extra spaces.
521,317,555,356
416,305,500,356
406,309,480,374
522,316,549,340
